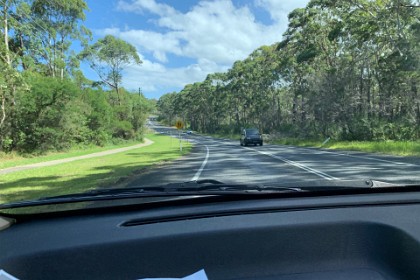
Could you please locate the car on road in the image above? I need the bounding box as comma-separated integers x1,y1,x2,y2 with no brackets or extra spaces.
181,130,193,135
240,128,263,146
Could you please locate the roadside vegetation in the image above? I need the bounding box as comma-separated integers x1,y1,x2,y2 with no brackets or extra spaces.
0,134,192,204
274,139,420,157
157,0,420,144
326,141,420,157
1,0,155,155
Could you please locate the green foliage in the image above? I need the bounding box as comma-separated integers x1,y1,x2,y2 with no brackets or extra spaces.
78,35,142,102
112,120,134,139
296,44,318,63
0,1,153,154
0,73,152,153
158,0,420,142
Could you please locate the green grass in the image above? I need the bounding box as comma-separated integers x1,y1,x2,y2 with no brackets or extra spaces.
274,138,420,157
0,140,150,170
203,132,238,141
273,138,324,147
0,133,192,204
327,141,420,156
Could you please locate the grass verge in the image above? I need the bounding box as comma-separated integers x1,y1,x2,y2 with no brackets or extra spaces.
273,138,420,157
0,140,149,170
202,132,238,141
272,138,323,147
327,141,420,156
0,133,192,204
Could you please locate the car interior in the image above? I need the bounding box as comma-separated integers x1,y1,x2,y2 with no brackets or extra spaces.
1,188,420,280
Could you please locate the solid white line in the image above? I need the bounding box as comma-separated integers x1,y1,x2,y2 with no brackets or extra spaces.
192,145,210,181
244,147,338,180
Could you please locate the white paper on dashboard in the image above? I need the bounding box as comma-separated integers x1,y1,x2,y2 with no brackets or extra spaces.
138,269,208,280
0,270,19,280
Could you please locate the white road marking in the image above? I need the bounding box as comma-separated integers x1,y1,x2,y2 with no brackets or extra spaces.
192,145,210,181
244,147,338,180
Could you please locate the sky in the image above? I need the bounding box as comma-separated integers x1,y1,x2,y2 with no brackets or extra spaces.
82,0,310,99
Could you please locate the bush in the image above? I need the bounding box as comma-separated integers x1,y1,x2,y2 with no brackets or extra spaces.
112,120,135,139
1,137,14,153
91,130,112,146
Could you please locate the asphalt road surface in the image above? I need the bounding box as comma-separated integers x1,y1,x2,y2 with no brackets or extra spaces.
127,122,420,188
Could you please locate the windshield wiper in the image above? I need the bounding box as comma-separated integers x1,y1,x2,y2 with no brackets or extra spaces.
0,179,303,210
0,179,409,210
42,179,307,198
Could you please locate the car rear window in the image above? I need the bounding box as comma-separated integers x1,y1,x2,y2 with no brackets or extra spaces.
246,129,259,135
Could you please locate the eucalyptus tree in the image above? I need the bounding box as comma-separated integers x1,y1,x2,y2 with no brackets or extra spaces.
158,0,420,141
0,0,29,149
79,35,142,105
157,92,178,126
306,0,420,139
30,0,90,78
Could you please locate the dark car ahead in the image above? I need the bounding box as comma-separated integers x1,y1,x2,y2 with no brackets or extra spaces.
240,128,263,146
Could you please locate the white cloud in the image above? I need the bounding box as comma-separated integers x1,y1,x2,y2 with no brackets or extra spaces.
112,0,280,65
98,0,310,96
95,27,182,63
122,55,227,98
255,0,310,24
117,0,177,16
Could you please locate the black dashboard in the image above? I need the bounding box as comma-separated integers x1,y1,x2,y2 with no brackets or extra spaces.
1,190,420,279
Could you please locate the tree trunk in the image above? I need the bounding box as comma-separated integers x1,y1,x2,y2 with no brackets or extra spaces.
3,1,11,66
0,93,6,130
367,66,372,120
292,93,298,123
301,94,305,124
60,37,65,80
277,95,281,128
116,85,121,106
19,33,28,70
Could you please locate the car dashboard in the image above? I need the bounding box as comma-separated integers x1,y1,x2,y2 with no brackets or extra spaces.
1,190,420,280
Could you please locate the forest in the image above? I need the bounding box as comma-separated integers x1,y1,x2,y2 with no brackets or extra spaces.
157,0,420,141
0,0,154,154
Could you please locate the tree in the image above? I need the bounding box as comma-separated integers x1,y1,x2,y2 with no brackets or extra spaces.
0,1,153,153
79,35,142,104
29,0,90,78
158,0,420,141
0,0,30,150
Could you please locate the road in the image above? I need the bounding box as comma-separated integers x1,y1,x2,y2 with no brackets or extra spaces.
127,122,420,187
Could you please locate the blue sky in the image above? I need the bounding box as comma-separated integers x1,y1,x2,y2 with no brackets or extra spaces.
81,0,309,99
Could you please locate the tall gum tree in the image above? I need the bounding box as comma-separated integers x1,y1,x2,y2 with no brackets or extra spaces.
31,0,90,79
0,0,28,147
79,35,142,105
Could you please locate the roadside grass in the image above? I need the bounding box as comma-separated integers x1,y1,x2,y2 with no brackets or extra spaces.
273,138,420,157
273,138,324,147
0,134,192,204
202,132,238,141
327,141,420,156
0,140,148,170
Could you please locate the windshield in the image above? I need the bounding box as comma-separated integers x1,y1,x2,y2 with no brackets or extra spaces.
246,129,259,135
0,0,419,212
